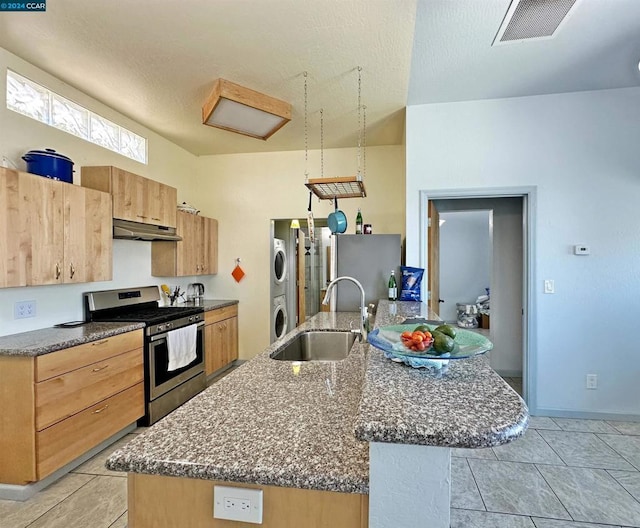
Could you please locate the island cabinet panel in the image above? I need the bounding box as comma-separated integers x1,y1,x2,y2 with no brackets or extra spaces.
151,212,218,277
0,329,144,485
204,305,238,376
81,165,177,228
0,167,112,288
128,473,369,528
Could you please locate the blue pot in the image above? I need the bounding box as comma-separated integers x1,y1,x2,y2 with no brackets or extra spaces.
22,149,74,183
328,198,347,234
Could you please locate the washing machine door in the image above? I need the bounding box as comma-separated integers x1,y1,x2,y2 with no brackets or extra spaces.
273,303,288,340
274,242,287,284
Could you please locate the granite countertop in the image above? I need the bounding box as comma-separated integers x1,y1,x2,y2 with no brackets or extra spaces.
355,302,528,447
106,301,528,493
0,300,238,357
181,299,238,312
107,312,370,493
0,322,145,357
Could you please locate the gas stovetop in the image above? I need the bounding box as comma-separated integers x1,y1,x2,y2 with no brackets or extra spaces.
84,286,205,334
91,306,203,326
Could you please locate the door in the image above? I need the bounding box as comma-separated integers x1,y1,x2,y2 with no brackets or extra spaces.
111,167,145,224
0,169,25,287
176,211,197,276
24,174,64,285
64,185,113,283
297,231,306,325
427,201,441,316
202,217,218,275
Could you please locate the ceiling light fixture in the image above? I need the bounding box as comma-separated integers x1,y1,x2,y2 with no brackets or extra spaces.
202,79,291,140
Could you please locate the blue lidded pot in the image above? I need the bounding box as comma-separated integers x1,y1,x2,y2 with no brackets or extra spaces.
22,149,74,183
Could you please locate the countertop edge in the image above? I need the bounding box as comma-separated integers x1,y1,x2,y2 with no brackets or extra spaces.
0,322,145,357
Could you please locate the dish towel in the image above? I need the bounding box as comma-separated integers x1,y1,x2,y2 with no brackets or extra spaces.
167,324,197,371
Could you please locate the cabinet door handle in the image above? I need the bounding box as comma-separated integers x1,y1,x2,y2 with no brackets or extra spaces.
69,263,75,279
93,404,109,414
92,364,109,372
92,339,109,347
55,262,61,280
151,217,161,221
137,214,147,219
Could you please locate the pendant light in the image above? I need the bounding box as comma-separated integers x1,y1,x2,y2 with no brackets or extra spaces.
305,67,367,200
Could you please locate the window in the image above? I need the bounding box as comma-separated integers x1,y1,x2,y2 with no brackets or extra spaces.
6,70,147,164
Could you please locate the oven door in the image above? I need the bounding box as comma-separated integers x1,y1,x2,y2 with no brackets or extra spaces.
148,322,205,401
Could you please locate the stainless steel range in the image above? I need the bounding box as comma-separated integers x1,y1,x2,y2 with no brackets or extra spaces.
85,285,206,425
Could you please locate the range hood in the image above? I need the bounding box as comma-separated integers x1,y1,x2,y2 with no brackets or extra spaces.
113,219,182,241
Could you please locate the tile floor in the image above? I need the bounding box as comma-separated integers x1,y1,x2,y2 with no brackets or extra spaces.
1,415,639,526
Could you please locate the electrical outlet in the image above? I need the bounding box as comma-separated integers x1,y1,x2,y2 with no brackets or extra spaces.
544,280,555,294
214,486,262,523
586,374,597,390
14,300,36,319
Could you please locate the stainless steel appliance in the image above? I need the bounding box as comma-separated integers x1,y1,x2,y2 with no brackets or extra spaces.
329,234,401,311
85,285,206,425
188,282,205,304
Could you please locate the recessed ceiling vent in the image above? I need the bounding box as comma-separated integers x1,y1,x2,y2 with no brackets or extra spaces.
493,0,579,45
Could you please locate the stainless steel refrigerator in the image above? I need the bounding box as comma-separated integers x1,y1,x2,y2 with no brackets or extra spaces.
329,234,401,311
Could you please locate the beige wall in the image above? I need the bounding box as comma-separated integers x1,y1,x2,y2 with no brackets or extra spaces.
0,46,405,360
0,46,202,335
195,146,405,359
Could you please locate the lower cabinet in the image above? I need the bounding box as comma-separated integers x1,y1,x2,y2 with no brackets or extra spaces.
205,305,238,376
0,330,144,485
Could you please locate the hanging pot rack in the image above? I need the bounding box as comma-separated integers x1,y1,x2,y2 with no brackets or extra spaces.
304,67,367,200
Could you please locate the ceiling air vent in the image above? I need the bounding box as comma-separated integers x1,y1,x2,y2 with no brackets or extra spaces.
493,0,579,45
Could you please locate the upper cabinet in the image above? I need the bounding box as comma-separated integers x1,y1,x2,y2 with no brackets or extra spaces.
81,166,177,228
151,211,218,277
0,168,112,288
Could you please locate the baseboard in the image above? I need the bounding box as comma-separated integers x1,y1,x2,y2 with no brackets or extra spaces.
532,408,640,422
494,370,523,378
0,423,136,502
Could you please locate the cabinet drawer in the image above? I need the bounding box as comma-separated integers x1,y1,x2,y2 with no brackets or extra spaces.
36,330,143,382
204,305,238,325
36,348,143,431
37,383,144,480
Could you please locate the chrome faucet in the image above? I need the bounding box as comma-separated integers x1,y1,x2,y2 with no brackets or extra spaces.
322,276,368,342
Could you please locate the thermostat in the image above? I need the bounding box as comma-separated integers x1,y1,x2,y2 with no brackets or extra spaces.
574,245,590,255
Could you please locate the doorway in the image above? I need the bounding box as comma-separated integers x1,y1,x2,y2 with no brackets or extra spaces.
271,219,331,340
421,188,535,408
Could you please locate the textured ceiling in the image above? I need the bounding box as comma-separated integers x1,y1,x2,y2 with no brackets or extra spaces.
409,0,640,105
0,0,417,155
1,0,639,156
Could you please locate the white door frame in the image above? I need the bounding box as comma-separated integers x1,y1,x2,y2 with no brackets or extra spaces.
419,187,537,411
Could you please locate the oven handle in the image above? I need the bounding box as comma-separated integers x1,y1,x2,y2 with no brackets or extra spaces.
150,321,205,342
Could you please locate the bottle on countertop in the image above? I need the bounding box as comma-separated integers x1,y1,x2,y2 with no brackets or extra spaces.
355,208,363,234
388,270,398,301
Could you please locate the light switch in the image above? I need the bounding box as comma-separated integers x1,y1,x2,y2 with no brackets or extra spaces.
544,280,555,294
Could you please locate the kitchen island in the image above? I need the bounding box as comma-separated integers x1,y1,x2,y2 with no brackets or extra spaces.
107,301,528,527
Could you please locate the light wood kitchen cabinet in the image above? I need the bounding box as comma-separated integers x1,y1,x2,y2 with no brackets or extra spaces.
81,165,177,228
0,330,144,485
0,167,112,288
204,305,238,376
151,211,218,277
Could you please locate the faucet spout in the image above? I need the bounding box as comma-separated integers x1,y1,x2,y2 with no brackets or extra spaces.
323,276,368,342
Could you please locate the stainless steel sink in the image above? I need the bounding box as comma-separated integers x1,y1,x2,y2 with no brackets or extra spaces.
270,331,357,361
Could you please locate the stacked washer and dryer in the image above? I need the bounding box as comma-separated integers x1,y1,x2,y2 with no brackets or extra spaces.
271,238,289,342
